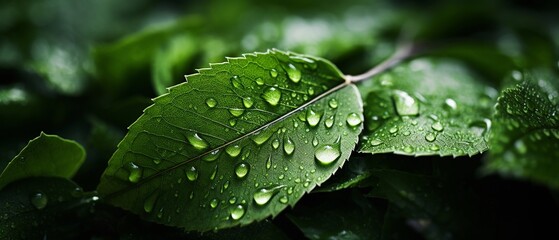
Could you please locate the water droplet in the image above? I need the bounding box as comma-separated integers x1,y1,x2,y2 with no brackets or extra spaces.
127,162,142,183
203,150,220,162
425,132,436,142
229,196,237,204
206,98,217,108
312,137,319,147
253,186,284,205
231,76,242,88
153,159,161,165
308,87,315,95
369,139,383,146
279,196,288,204
266,155,272,170
512,70,522,81
235,163,250,178
226,145,241,157
187,133,209,150
283,137,295,155
210,165,218,180
315,142,341,165
322,115,334,128
329,99,338,109
444,98,457,111
403,146,414,153
262,87,281,106
256,77,264,85
272,139,280,149
229,108,245,117
346,113,362,127
252,130,273,145
210,199,219,209
157,208,164,219
229,119,237,126
431,122,444,132
430,145,440,151
30,192,48,210
230,205,246,220
306,109,321,127
270,69,278,78
285,63,301,83
389,127,398,134
392,90,419,116
144,192,158,213
514,139,527,154
186,166,199,181
243,97,254,108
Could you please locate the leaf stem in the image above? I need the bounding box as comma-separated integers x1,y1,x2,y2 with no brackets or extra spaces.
345,42,418,83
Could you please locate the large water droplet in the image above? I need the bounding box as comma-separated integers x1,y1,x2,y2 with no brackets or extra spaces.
279,196,289,204
285,63,301,83
256,78,265,85
127,162,142,183
425,132,436,142
186,166,199,181
235,163,250,178
262,87,281,106
243,97,254,108
226,145,241,157
444,98,457,111
210,199,219,209
346,113,362,127
230,205,246,220
283,137,295,155
187,133,209,150
315,142,341,165
270,69,278,78
231,75,242,88
203,149,220,162
392,90,419,116
30,192,48,210
229,108,245,117
206,98,217,108
324,115,334,128
144,192,158,213
252,130,273,145
306,109,321,127
329,99,338,109
272,138,280,149
253,185,284,205
431,122,444,132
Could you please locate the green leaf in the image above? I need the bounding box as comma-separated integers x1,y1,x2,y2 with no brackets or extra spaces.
0,177,87,239
358,58,496,156
287,190,382,240
485,72,559,188
0,132,86,190
97,49,364,231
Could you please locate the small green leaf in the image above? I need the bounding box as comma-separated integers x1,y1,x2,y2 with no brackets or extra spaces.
0,177,88,239
0,132,86,190
358,58,495,156
97,49,363,231
287,190,382,240
485,72,559,188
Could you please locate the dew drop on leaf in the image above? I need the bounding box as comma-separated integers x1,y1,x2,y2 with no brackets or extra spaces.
30,192,48,210
306,109,321,127
329,98,338,109
127,162,142,183
430,145,440,151
230,75,242,89
369,139,383,146
262,87,281,106
252,130,273,145
444,98,457,111
346,113,362,127
187,133,209,150
144,192,158,213
392,90,420,116
389,127,398,134
285,63,301,83
324,115,334,128
203,150,220,162
272,139,280,149
186,166,199,181
243,97,254,108
266,155,272,170
235,163,250,178
253,185,283,205
228,108,245,117
431,122,444,132
256,77,264,86
210,199,219,209
270,69,278,78
283,137,295,155
312,136,319,147
425,132,436,142
279,196,289,204
315,143,341,165
206,98,217,108
230,205,246,220
226,144,241,157
153,159,161,165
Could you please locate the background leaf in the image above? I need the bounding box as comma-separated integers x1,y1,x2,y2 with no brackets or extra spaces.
485,71,559,189
358,58,496,156
0,132,86,190
97,49,364,231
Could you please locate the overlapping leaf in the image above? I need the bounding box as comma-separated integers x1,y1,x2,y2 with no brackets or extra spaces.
358,58,496,156
97,49,364,231
485,72,559,188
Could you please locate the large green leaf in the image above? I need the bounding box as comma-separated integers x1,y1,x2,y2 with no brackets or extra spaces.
97,49,364,231
358,58,496,156
0,177,88,239
485,72,559,188
0,132,86,190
